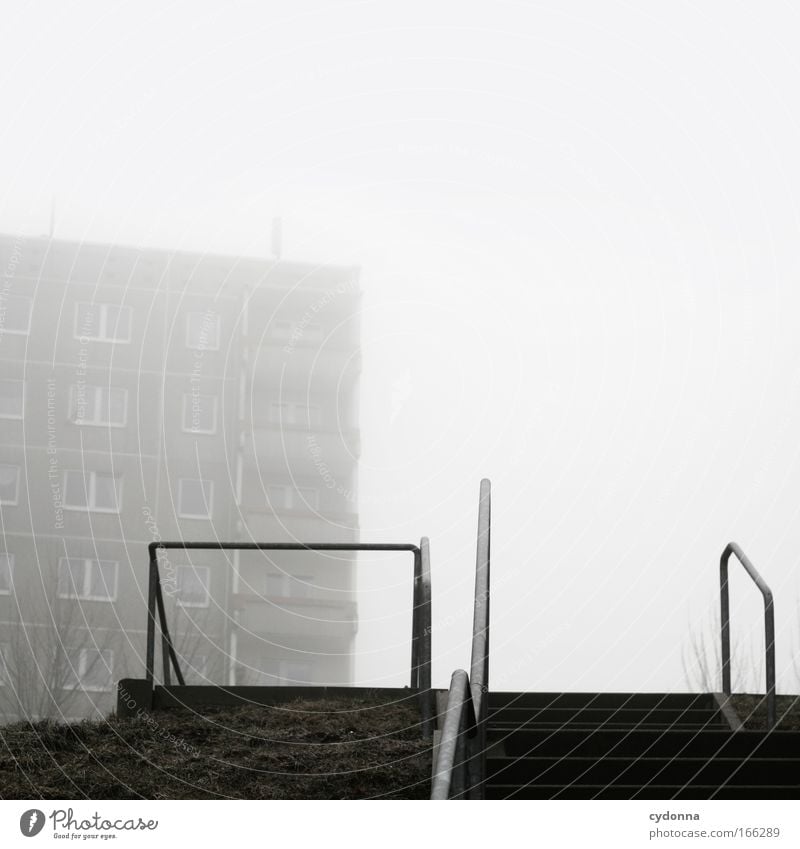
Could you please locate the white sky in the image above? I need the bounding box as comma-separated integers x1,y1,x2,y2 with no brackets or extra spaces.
3,0,800,692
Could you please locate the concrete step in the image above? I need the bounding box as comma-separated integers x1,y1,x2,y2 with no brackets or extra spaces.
488,707,723,727
486,783,800,800
488,692,718,711
487,728,800,759
486,755,800,787
490,722,723,736
479,691,799,801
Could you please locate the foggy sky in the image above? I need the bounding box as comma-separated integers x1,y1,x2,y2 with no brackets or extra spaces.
2,1,800,693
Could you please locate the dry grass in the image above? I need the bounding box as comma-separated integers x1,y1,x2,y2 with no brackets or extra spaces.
0,696,433,799
730,694,800,730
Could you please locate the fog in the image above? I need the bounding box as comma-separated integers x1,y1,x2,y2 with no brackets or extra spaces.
2,1,800,716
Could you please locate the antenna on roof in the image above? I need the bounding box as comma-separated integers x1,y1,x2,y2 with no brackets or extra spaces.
49,196,56,239
271,217,282,259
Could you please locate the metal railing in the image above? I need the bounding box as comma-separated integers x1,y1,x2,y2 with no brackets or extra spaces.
720,542,776,729
146,540,434,735
430,670,477,799
431,478,491,799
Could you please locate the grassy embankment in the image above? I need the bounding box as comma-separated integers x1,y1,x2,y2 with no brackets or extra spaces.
0,695,433,799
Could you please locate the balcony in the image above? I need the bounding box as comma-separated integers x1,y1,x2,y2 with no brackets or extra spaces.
247,426,360,477
240,510,359,540
250,343,361,386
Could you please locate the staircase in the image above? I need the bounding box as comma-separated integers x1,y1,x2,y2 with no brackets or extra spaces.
429,485,799,801
485,691,800,799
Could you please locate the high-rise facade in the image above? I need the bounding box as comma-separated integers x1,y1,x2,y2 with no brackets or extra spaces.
0,233,361,722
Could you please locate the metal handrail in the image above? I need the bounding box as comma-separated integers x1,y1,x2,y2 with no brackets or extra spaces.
469,478,491,795
720,542,776,729
418,537,433,732
431,670,477,799
146,539,434,736
431,478,491,799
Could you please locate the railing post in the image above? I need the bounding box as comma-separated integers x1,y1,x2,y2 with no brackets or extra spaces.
719,543,777,730
720,551,731,695
452,706,469,799
155,577,186,686
410,547,421,688
419,537,434,738
162,635,172,686
764,589,776,730
468,478,491,799
146,544,158,685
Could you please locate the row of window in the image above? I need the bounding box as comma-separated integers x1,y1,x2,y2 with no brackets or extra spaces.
0,645,315,692
0,553,323,609
165,568,323,607
0,644,114,692
0,295,325,347
264,572,315,600
0,552,211,607
0,466,322,517
0,379,322,433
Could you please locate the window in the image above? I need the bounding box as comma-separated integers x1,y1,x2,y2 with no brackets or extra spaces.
0,553,13,594
65,648,114,692
57,558,118,602
186,312,220,350
303,323,323,343
268,402,285,423
0,379,24,419
69,384,127,427
176,565,210,607
266,485,288,509
264,573,283,597
178,478,214,519
272,319,323,344
0,294,32,335
0,465,20,505
298,487,319,509
267,484,319,511
74,302,132,342
272,320,294,339
265,573,313,600
268,401,320,428
182,393,218,434
63,470,122,512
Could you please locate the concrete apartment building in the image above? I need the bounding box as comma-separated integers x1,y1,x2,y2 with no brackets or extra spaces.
0,232,361,722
